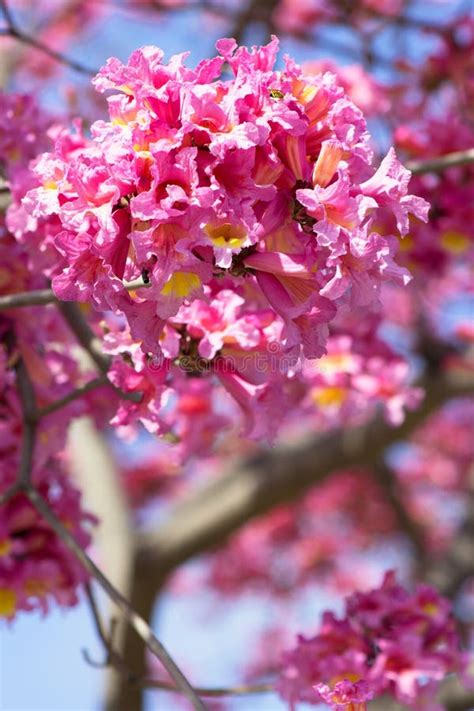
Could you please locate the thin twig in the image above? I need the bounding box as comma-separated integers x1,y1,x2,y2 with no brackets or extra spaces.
0,0,96,76
373,461,427,569
37,375,142,417
0,296,143,401
0,279,151,311
9,32,96,76
37,375,110,418
56,303,143,402
83,582,274,698
0,344,38,503
143,678,274,697
85,583,112,645
395,14,450,34
14,354,38,488
83,583,138,677
0,482,22,507
57,302,111,373
0,289,57,309
407,148,474,175
25,488,209,711
0,0,15,27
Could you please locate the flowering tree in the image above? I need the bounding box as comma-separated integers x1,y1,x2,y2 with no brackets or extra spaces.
0,1,473,710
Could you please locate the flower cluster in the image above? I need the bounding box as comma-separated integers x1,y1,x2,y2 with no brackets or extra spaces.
0,100,100,618
4,39,428,468
24,38,427,370
0,41,432,623
296,329,422,427
0,475,93,619
0,332,96,618
277,571,468,710
0,92,68,278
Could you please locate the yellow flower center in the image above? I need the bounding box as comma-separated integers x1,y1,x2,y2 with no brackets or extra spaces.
0,539,11,557
204,223,247,250
312,386,347,407
398,234,414,252
422,601,439,616
0,588,17,617
440,230,469,254
161,271,201,298
318,352,355,374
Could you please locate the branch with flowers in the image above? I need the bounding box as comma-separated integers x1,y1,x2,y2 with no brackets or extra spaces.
1,3,474,711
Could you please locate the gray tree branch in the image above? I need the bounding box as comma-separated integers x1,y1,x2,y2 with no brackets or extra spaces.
135,371,473,586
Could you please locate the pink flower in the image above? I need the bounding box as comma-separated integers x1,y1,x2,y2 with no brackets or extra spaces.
296,174,360,247
277,571,467,709
359,148,430,236
315,679,375,710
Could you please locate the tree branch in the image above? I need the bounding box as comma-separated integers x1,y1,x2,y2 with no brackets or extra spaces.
373,461,427,567
0,351,38,505
57,302,111,373
407,149,474,175
0,279,150,311
229,0,279,45
426,488,474,598
0,0,96,76
55,302,143,404
0,289,58,309
37,375,110,417
14,354,38,488
135,369,474,587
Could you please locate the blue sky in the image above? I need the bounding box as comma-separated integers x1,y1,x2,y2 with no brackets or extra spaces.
0,569,335,710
